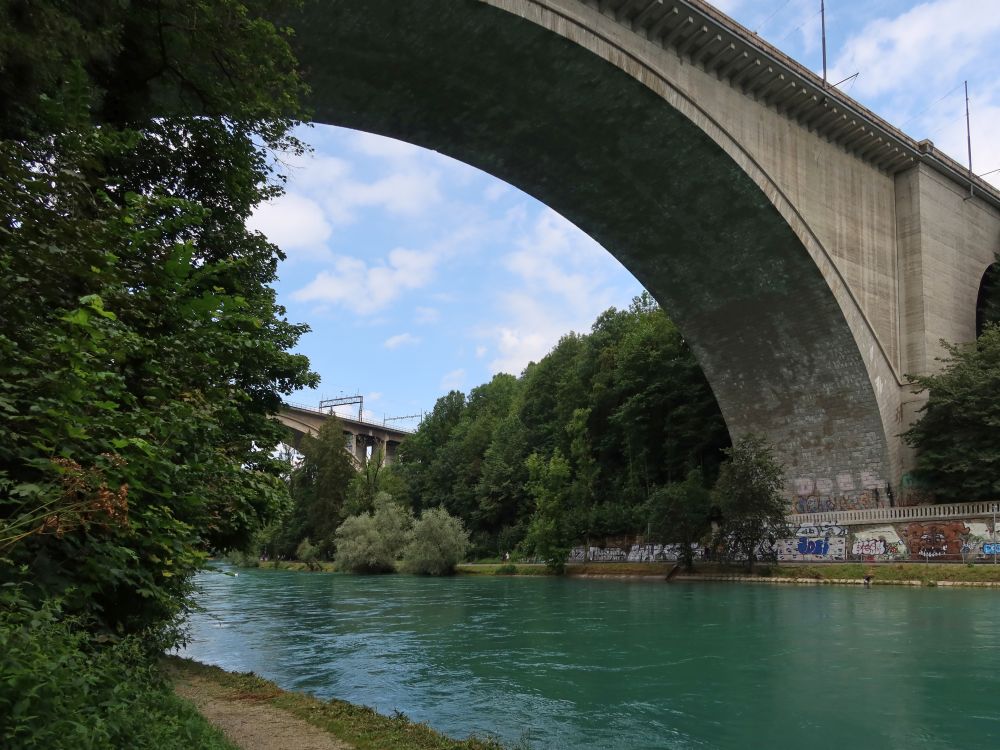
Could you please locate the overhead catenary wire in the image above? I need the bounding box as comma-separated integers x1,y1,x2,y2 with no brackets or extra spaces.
898,82,965,129
754,0,794,35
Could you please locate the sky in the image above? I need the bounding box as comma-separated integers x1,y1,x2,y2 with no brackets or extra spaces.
251,0,1000,427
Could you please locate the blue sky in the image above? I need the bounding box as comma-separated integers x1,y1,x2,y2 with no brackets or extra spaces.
252,0,1000,426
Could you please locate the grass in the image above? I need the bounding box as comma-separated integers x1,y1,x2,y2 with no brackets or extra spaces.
236,558,1000,586
456,560,1000,585
166,657,518,750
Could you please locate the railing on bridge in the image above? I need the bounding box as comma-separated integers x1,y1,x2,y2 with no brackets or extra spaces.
788,501,1000,527
283,402,417,434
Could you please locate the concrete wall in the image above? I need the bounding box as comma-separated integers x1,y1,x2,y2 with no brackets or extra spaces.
571,515,999,563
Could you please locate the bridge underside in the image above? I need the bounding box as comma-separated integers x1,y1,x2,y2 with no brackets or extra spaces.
289,0,891,503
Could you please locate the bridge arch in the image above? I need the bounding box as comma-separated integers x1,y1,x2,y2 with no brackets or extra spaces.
288,0,893,502
976,262,1000,337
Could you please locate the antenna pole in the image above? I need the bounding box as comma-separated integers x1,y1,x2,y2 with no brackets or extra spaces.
965,80,974,198
965,81,973,174
821,0,828,87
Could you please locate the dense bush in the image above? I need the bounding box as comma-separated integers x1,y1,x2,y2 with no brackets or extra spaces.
0,590,234,750
0,0,315,637
904,323,1000,502
400,507,471,576
334,495,413,573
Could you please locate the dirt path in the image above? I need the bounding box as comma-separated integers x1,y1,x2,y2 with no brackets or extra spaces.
173,670,353,750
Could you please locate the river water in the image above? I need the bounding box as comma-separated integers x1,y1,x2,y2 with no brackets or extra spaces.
182,566,999,749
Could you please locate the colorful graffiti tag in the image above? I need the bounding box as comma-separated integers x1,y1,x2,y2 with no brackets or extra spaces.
776,536,847,562
567,544,700,563
793,490,881,514
900,521,970,561
849,525,907,561
795,523,847,537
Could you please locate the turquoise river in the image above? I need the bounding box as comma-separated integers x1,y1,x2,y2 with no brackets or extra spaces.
182,566,999,749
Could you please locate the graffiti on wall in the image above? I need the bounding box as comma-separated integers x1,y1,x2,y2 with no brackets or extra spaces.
567,544,701,563
793,491,882,515
900,521,970,561
958,522,992,561
850,526,907,561
776,536,847,561
627,544,696,562
795,522,847,537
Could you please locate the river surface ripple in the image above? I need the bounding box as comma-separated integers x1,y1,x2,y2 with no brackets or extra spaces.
181,567,1000,749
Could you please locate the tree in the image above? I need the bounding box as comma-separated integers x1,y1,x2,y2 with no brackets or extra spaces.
271,418,355,559
396,390,466,514
524,450,574,573
334,495,413,573
712,435,788,572
904,325,1000,502
345,445,407,517
0,0,315,636
648,470,711,571
400,507,470,575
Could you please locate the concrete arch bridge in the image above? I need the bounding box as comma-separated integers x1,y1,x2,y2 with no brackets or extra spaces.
277,404,411,469
284,0,1000,510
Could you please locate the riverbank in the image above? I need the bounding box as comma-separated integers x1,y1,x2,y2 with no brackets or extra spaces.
458,560,1000,586
239,559,1000,586
166,657,511,750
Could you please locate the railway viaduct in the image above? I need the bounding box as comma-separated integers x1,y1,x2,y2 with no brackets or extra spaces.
284,0,1000,510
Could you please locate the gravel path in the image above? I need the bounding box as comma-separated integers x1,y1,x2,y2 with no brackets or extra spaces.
173,671,353,750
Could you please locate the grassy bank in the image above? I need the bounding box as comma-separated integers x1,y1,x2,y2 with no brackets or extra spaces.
229,558,1000,586
166,657,513,750
457,561,1000,585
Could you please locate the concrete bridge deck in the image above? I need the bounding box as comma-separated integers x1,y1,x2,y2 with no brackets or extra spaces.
276,403,412,466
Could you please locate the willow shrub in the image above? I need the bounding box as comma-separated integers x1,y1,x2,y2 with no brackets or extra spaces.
334,495,413,573
400,507,470,576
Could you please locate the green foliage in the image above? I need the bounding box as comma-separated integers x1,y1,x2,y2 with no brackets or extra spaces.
0,588,235,750
712,435,789,572
400,507,471,576
266,419,355,559
334,495,413,573
904,325,1000,501
0,0,315,637
295,538,320,570
976,260,1000,335
648,470,711,571
346,447,407,517
393,294,729,558
524,450,574,574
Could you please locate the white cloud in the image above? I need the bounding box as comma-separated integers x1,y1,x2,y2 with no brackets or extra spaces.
829,1,1000,99
384,332,420,349
824,0,1000,187
270,139,442,225
351,131,423,160
475,345,487,358
440,368,465,391
343,172,442,217
292,247,439,314
484,182,509,202
415,306,441,324
503,208,622,311
247,193,332,259
481,208,639,375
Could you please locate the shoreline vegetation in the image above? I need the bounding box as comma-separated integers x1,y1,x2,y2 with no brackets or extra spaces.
167,657,516,750
229,559,1000,586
